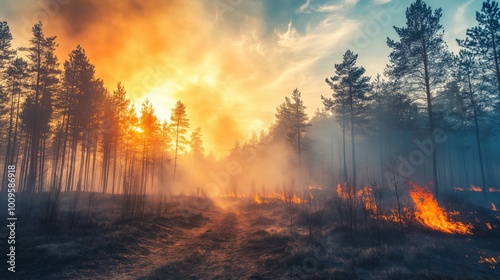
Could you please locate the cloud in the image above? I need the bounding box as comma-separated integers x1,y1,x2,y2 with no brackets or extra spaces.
1,0,361,155
372,0,392,4
296,0,313,13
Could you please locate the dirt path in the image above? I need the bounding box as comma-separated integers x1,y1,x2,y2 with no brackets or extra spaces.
104,200,287,280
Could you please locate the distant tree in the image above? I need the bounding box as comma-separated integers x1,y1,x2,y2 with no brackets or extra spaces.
190,127,204,158
139,99,160,196
275,88,311,186
323,50,371,189
386,0,451,196
170,101,189,180
109,82,130,193
101,82,130,194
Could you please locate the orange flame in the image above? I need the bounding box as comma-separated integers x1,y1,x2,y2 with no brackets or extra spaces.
470,185,482,192
479,255,499,269
358,186,378,217
307,186,323,190
492,203,498,212
409,184,473,235
251,193,302,204
222,192,246,198
336,184,408,223
336,183,354,200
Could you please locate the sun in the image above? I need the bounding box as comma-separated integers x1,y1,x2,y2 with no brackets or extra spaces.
131,126,144,133
133,81,181,122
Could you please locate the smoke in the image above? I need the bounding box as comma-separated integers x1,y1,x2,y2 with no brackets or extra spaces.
1,0,359,156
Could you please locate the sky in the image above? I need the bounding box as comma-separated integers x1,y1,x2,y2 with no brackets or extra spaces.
0,0,484,156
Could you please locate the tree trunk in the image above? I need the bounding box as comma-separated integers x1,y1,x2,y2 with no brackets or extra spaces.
422,37,439,197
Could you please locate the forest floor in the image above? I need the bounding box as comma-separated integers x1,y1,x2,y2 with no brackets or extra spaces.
0,192,499,279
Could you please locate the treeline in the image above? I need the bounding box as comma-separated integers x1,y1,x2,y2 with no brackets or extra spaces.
1,0,500,200
226,0,500,199
0,23,206,195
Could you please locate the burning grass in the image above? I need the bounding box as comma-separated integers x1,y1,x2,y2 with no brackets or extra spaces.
334,182,477,235
409,183,473,235
252,193,303,204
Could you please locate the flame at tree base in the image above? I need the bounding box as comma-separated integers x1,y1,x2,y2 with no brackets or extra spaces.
409,183,473,235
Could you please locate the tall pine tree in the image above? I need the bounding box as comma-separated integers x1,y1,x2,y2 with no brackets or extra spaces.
386,0,450,196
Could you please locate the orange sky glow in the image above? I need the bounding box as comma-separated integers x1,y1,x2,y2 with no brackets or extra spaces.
0,0,479,156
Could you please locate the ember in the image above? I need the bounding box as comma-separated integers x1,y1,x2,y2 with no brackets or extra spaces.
479,255,499,269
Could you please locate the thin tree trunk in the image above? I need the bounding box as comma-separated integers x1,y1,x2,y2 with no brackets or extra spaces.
422,37,439,197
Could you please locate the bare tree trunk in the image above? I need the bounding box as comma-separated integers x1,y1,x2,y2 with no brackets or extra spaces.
422,38,439,197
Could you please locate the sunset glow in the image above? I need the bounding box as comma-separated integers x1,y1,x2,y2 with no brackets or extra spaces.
0,0,483,156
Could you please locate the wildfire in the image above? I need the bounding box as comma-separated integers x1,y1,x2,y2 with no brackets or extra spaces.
479,255,499,269
222,192,245,198
454,186,500,193
409,184,473,235
492,203,498,212
308,186,323,190
336,184,405,223
470,185,482,192
358,186,379,217
251,193,303,204
336,183,354,200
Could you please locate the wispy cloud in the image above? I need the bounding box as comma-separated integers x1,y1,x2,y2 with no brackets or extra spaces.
372,0,392,4
297,0,358,14
296,0,313,13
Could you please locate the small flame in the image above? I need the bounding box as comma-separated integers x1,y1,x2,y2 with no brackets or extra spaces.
251,193,302,204
308,186,323,190
479,255,499,269
223,192,246,198
253,194,262,204
470,185,482,192
409,183,473,235
336,183,354,200
337,184,408,224
485,223,493,230
492,203,498,212
489,188,500,193
358,186,378,218
453,186,464,192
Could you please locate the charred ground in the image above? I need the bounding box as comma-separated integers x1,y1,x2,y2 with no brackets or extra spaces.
0,191,499,280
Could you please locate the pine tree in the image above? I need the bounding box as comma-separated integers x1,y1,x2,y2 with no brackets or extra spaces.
1,58,27,191
170,101,189,180
139,99,160,196
386,0,450,196
0,21,16,72
58,45,101,192
190,127,204,158
322,50,371,189
457,50,489,200
275,88,311,187
0,22,17,191
22,22,60,192
458,0,500,98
